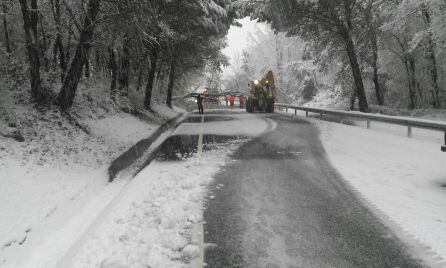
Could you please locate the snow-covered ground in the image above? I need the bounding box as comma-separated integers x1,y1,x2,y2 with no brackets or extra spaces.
0,100,184,267
1,109,272,267
65,112,271,268
4,102,445,266
71,142,245,268
152,104,186,120
0,113,158,266
311,117,446,264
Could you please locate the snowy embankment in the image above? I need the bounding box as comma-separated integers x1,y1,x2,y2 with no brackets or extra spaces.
0,102,180,267
313,117,446,264
68,112,270,268
71,145,241,268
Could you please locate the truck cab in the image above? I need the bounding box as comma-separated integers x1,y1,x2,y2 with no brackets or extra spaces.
246,71,276,113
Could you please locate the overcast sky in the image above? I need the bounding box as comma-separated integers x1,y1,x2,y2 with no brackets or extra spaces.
221,18,267,78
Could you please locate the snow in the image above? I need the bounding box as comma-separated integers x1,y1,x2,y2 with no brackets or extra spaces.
6,98,444,267
173,111,276,137
151,103,185,120
0,56,186,266
0,113,158,267
1,107,265,267
182,244,201,260
70,141,246,268
313,117,446,264
85,113,158,149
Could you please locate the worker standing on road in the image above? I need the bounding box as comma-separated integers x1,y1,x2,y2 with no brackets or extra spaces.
225,95,229,107
239,95,244,108
229,95,235,109
197,94,204,114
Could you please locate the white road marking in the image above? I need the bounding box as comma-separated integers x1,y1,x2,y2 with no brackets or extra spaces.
190,222,204,268
191,114,205,268
197,115,204,154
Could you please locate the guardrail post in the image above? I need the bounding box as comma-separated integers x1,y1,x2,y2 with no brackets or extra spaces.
295,109,297,116
367,120,370,129
442,131,446,152
407,126,412,138
306,111,309,117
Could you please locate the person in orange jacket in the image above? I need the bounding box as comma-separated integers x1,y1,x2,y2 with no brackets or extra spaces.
229,95,235,109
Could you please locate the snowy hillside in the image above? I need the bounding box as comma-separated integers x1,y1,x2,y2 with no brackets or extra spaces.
0,77,181,266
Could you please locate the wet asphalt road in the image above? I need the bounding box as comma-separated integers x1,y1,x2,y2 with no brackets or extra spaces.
202,111,426,268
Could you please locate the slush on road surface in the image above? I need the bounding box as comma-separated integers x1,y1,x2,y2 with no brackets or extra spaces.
199,111,426,267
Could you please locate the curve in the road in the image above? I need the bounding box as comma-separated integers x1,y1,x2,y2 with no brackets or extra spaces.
204,113,427,268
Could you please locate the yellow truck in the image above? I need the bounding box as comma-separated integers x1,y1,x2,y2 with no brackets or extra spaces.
246,71,276,113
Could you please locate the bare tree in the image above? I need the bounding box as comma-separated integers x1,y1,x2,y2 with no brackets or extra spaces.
2,0,11,53
19,0,43,102
58,0,100,110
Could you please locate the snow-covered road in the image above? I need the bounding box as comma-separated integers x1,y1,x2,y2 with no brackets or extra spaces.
204,112,428,267
65,111,273,268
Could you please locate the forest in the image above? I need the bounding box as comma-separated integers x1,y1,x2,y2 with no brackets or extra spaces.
1,0,446,115
233,0,446,113
1,0,234,112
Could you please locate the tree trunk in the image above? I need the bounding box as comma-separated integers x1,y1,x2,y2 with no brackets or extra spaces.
58,0,100,110
118,39,130,96
66,22,72,62
341,24,369,112
166,60,176,107
52,41,58,69
426,43,440,108
95,49,101,72
371,34,384,105
84,52,90,78
136,49,148,92
156,63,167,96
39,17,49,71
350,81,357,110
403,56,417,110
407,55,422,106
2,2,11,53
108,46,118,100
19,0,42,102
372,63,383,106
422,6,441,108
56,35,66,80
50,0,66,81
136,62,144,92
144,47,158,109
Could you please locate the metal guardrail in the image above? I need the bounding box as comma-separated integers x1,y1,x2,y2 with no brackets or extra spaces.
274,103,446,151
